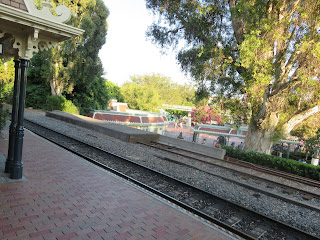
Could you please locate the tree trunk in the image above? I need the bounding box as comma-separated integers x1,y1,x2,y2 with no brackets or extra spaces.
49,62,63,96
50,80,62,96
244,120,276,154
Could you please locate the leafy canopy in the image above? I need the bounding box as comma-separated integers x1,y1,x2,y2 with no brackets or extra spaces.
25,0,110,114
105,80,124,102
121,73,195,112
146,0,320,138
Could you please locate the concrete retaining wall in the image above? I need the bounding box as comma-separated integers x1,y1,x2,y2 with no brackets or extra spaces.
158,135,226,160
46,111,159,143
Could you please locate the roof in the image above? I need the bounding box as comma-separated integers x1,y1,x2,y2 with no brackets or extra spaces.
0,0,84,59
0,0,27,11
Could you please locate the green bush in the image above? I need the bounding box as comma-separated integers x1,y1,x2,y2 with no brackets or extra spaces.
46,95,65,111
63,100,79,115
223,146,320,181
289,152,311,161
0,104,9,132
45,95,79,115
25,84,51,109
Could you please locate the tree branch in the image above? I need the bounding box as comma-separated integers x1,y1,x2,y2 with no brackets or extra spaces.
228,0,245,45
282,105,320,135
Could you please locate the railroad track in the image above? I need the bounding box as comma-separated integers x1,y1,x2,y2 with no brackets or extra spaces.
152,142,320,188
140,142,320,208
23,119,319,240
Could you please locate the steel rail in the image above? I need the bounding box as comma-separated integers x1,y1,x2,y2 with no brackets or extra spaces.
151,153,320,212
150,142,320,188
141,142,320,201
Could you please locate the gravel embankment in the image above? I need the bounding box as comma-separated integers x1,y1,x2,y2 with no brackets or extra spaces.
23,109,320,238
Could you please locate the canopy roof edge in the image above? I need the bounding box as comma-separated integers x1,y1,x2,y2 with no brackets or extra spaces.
0,1,84,60
0,3,84,40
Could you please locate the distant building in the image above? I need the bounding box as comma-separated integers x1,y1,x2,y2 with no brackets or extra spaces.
88,100,169,134
109,99,129,112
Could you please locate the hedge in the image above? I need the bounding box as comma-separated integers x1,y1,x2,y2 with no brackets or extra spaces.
222,146,320,181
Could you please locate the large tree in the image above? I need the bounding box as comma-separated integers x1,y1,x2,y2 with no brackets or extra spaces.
27,0,109,114
121,73,195,112
146,0,320,154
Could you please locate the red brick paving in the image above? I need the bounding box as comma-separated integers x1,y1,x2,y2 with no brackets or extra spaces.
0,130,236,240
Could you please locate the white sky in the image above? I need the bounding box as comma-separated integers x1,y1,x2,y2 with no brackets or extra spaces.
99,0,192,87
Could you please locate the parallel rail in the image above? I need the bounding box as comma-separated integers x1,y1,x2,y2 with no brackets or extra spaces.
152,142,320,188
142,142,320,203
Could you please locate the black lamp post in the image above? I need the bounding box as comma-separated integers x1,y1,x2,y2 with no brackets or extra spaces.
5,58,29,179
5,60,21,174
10,59,29,179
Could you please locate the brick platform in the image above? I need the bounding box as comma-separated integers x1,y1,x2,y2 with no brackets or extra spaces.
0,129,238,240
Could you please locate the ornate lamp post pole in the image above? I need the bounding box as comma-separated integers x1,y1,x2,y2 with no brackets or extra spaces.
5,60,21,174
10,59,29,179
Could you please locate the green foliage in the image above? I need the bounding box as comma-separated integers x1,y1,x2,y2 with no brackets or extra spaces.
46,95,66,111
105,80,124,102
0,105,9,132
146,0,320,153
72,76,110,115
27,52,52,85
0,59,14,131
46,95,79,114
291,113,320,140
166,109,188,117
63,100,80,114
25,84,51,109
0,59,15,103
213,97,250,127
289,152,311,161
194,83,210,104
27,0,109,115
304,128,320,159
0,59,10,131
121,73,195,112
223,146,320,181
25,54,53,109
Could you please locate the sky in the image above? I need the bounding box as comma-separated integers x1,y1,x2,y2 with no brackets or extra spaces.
99,0,192,87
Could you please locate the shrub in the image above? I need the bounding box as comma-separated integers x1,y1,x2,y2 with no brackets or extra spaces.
46,95,65,111
0,104,8,132
45,95,79,115
222,146,320,181
25,84,51,109
63,100,79,115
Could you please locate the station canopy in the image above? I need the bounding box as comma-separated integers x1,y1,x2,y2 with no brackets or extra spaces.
0,0,84,60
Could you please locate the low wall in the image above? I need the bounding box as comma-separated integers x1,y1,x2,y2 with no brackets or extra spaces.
46,111,159,143
158,135,226,160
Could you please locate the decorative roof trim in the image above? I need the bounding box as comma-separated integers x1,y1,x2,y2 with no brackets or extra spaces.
0,3,84,39
0,2,84,59
24,0,71,23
